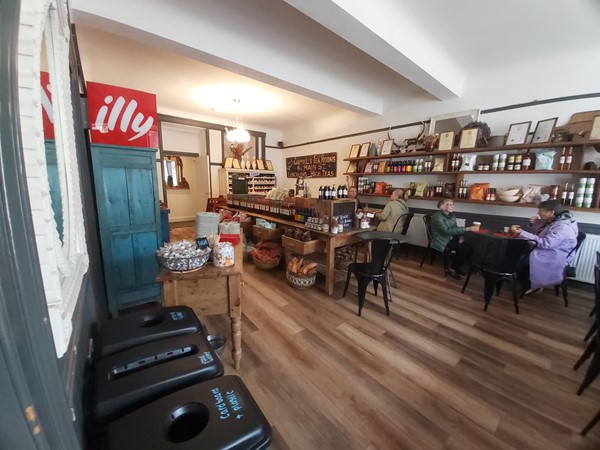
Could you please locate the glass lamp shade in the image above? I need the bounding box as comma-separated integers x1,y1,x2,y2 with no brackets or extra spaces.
226,127,251,144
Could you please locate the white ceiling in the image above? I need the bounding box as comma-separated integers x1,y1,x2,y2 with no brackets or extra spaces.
71,0,600,134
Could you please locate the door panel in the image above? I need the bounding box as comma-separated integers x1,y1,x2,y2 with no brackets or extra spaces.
92,144,162,314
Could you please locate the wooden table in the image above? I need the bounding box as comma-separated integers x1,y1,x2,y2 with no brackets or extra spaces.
232,208,372,295
156,239,243,369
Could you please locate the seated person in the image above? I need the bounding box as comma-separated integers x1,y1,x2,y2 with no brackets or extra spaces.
374,189,409,232
430,199,477,279
512,199,578,293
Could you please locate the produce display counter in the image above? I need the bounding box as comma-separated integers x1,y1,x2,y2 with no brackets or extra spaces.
231,208,372,295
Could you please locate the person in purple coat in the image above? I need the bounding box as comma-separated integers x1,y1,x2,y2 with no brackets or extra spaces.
513,199,578,293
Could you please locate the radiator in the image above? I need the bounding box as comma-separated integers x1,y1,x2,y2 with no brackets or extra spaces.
405,213,465,248
573,234,600,284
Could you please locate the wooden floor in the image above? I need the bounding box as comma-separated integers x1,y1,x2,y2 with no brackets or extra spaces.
170,227,600,449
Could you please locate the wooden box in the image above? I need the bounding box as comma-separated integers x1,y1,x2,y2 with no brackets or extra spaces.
253,225,284,241
281,235,322,255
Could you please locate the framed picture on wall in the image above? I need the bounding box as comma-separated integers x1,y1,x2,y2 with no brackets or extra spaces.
590,115,600,140
359,142,371,157
531,117,557,144
224,157,234,168
506,121,531,145
265,160,274,170
380,139,394,155
349,143,361,158
438,131,455,151
459,128,479,149
257,160,265,170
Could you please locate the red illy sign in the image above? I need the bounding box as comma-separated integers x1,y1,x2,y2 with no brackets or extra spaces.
87,81,158,148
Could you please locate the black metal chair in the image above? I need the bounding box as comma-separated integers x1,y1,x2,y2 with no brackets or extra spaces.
419,213,453,273
573,264,600,395
343,238,396,316
461,236,536,314
554,232,586,307
394,212,414,259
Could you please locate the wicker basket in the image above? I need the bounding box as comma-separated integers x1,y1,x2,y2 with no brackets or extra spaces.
157,252,210,273
252,255,281,270
286,270,317,289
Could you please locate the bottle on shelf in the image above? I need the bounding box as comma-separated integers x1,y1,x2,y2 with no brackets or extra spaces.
567,182,575,206
558,147,566,170
565,146,573,170
492,154,500,171
560,183,569,205
522,150,532,171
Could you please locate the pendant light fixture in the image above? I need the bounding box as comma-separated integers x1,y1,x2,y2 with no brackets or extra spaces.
225,99,251,144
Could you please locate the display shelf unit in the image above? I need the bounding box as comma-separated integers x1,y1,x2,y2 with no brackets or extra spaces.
219,168,277,195
344,139,600,211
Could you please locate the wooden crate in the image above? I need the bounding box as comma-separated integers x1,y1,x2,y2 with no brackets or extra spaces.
252,225,284,241
281,235,322,255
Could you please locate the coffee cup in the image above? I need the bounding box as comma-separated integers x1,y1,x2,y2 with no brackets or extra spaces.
503,226,510,233
472,221,481,230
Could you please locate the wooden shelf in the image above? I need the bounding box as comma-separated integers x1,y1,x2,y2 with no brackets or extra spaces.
343,139,600,162
346,169,600,176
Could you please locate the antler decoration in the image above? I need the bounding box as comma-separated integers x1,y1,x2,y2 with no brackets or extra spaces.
387,121,427,153
230,142,253,160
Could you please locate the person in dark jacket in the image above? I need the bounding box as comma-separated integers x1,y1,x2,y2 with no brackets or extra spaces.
430,199,477,279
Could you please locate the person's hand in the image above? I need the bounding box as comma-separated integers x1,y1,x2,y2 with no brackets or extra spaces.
466,226,476,232
512,227,523,236
528,216,538,225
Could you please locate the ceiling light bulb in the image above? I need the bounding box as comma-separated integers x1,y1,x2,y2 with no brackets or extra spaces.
226,127,251,143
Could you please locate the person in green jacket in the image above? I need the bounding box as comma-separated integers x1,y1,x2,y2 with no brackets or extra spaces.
375,189,409,232
430,198,476,279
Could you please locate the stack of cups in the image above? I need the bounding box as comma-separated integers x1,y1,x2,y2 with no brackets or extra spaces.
499,154,507,171
584,178,595,208
492,154,500,171
575,178,587,207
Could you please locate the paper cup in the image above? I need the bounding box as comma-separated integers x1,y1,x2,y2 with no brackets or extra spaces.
472,221,481,230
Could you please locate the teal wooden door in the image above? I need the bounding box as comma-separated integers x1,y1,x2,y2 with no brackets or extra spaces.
92,144,162,314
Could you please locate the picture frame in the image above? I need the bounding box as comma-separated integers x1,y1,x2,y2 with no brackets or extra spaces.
438,131,455,151
590,115,600,140
531,117,558,144
359,142,371,157
380,139,393,155
265,160,274,170
506,121,532,145
224,157,234,168
257,160,265,170
349,143,361,158
346,161,358,173
459,128,479,149
232,158,241,169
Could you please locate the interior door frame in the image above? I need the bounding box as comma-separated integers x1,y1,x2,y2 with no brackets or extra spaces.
0,0,80,447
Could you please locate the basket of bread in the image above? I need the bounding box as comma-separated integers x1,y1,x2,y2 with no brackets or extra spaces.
286,257,318,289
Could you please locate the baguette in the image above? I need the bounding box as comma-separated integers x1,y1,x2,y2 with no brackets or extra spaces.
301,262,318,274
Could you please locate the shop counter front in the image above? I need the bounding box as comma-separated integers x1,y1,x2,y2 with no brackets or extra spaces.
231,208,373,295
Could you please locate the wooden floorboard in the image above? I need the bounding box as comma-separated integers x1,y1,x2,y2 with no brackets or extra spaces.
169,227,600,449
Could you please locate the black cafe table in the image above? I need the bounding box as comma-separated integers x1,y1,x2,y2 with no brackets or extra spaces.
461,229,535,313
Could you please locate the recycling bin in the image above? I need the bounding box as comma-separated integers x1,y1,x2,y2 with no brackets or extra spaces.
107,375,271,450
98,305,204,358
93,333,223,427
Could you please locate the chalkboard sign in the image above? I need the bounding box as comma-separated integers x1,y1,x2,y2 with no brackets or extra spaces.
286,152,337,178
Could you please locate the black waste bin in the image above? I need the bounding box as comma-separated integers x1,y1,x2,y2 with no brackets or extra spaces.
98,305,204,358
93,333,223,427
107,375,271,450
